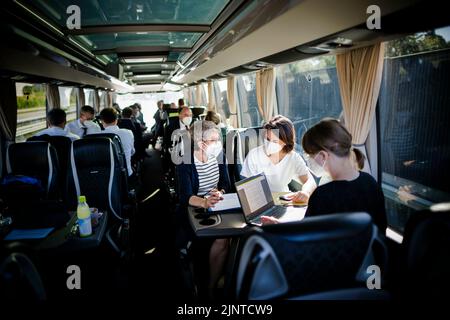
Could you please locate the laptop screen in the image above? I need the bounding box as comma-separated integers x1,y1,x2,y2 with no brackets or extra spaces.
235,173,274,220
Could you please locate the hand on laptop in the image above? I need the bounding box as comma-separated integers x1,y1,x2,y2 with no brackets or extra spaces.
260,216,280,225
284,191,310,203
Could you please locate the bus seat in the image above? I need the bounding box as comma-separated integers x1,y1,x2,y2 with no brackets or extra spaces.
4,141,58,200
400,207,450,299
227,127,263,188
69,137,124,220
69,137,134,255
27,135,73,201
83,133,127,175
234,212,388,300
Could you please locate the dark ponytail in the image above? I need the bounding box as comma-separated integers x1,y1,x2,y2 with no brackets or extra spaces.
352,148,366,170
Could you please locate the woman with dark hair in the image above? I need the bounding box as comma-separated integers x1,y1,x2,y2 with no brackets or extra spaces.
302,118,387,230
241,115,317,203
265,118,387,231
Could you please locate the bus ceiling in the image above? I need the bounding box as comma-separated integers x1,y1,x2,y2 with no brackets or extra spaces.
0,0,448,93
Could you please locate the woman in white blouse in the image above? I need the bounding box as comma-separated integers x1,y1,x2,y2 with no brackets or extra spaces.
241,115,316,209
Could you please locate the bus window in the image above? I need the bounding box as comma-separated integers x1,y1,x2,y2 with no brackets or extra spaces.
379,26,450,233
15,83,47,142
58,86,77,123
237,73,262,127
275,55,343,147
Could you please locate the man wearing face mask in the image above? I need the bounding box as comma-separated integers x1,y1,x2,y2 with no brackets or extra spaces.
241,115,316,204
65,105,101,137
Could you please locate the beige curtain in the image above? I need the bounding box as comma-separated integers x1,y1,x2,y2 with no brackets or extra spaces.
46,84,61,110
336,42,385,173
256,67,276,122
94,89,100,112
227,76,238,128
194,84,203,106
207,81,216,112
77,87,85,108
107,91,113,108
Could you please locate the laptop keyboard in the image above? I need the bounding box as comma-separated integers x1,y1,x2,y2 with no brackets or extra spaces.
251,206,286,224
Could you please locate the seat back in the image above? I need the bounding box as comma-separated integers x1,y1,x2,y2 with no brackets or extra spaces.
235,212,386,300
5,141,58,198
227,127,263,188
402,206,450,298
70,138,123,220
27,135,72,200
84,133,127,171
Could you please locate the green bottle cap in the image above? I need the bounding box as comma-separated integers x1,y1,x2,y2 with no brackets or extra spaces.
79,195,86,202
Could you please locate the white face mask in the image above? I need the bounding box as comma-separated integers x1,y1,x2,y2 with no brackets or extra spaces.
264,140,282,155
205,142,222,158
83,120,94,127
182,117,192,126
305,154,328,177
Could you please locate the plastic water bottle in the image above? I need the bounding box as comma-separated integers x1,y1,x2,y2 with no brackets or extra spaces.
77,195,92,237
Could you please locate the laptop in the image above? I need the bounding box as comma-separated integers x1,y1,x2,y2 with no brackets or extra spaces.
235,173,289,225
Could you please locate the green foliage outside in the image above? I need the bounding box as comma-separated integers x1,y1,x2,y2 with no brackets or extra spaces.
17,84,46,110
385,31,450,58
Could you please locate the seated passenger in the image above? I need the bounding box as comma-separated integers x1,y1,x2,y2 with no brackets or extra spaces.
65,105,101,137
241,115,316,203
34,108,79,141
96,107,135,177
164,106,193,153
176,120,230,293
205,110,228,143
263,118,387,231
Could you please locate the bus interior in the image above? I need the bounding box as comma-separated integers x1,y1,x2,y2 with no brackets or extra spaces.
0,0,449,305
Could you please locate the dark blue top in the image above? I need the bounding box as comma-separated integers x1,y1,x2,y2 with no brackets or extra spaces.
176,150,231,207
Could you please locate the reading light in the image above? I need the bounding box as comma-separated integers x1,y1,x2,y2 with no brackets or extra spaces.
123,57,165,63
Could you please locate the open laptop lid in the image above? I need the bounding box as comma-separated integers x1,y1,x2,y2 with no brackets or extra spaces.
235,173,274,221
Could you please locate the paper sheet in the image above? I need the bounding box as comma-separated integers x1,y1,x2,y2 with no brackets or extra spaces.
209,193,241,212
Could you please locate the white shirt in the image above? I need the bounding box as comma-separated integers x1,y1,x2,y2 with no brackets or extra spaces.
35,126,80,141
240,145,309,192
179,120,189,131
66,119,101,137
95,125,135,176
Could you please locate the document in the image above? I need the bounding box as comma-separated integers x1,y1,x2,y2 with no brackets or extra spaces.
209,193,241,212
5,228,54,240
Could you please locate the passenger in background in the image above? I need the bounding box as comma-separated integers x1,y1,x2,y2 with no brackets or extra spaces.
176,120,230,294
65,105,101,137
164,106,192,152
119,107,143,145
135,103,146,130
97,107,135,177
205,110,228,143
241,115,316,202
130,104,146,132
151,100,166,139
178,98,186,108
35,108,79,141
112,102,122,115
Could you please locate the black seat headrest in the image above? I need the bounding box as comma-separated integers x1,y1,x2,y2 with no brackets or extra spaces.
72,138,118,168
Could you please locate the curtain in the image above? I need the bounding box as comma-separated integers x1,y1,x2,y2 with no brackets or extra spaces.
336,42,385,173
46,84,60,109
256,67,276,122
107,91,113,108
227,76,238,128
194,84,203,106
78,88,85,107
207,81,216,112
0,79,17,140
94,89,100,112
